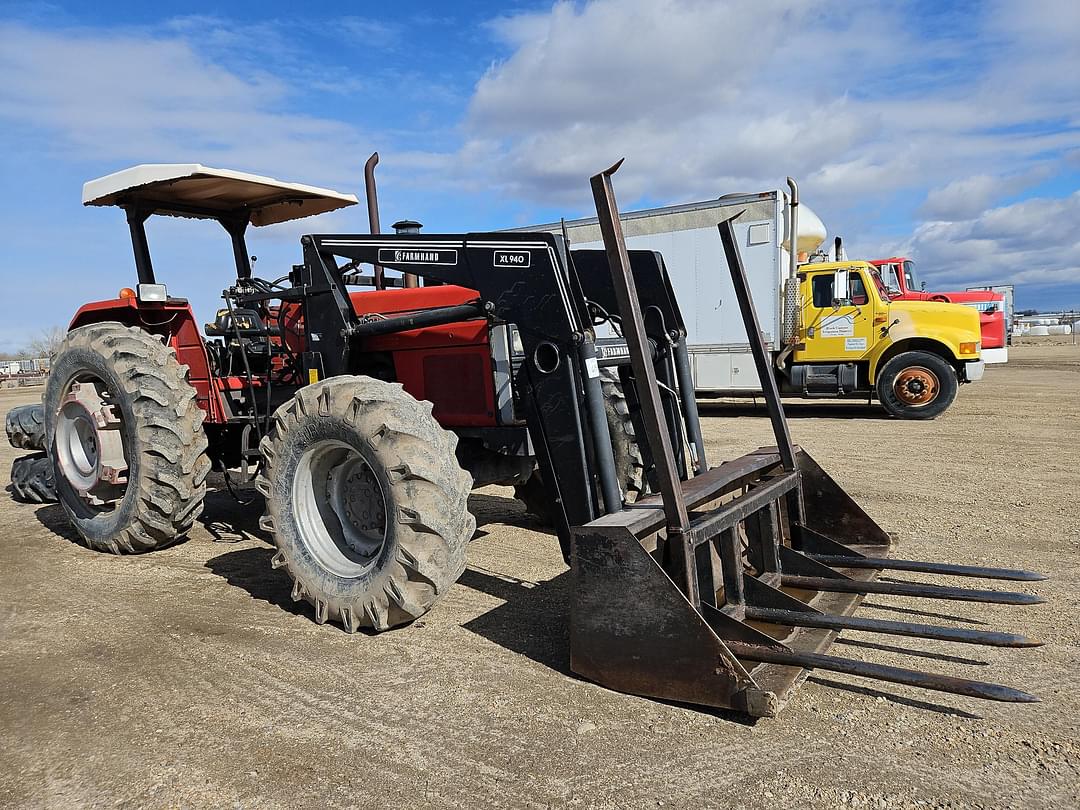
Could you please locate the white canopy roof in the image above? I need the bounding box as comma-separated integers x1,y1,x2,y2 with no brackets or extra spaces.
82,164,358,226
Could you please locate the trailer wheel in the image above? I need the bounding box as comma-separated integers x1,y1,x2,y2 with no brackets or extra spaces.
517,370,645,523
257,376,475,632
10,453,57,503
6,404,46,450
44,323,211,553
876,351,958,420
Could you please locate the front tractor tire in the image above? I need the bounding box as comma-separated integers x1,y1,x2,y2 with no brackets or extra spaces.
256,376,475,633
876,351,959,420
44,323,211,553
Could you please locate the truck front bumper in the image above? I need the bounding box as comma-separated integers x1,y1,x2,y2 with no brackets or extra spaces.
962,360,985,382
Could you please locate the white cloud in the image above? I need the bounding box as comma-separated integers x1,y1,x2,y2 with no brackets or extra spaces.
918,170,1051,221
906,192,1080,288
0,21,370,187
454,0,1080,221
446,0,1080,305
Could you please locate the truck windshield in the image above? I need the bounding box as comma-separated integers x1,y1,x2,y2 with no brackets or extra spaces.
903,260,920,292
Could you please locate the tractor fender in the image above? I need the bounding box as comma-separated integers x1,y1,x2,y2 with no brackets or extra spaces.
68,297,226,422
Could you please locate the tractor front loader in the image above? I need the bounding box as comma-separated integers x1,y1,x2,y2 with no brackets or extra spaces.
28,158,1045,717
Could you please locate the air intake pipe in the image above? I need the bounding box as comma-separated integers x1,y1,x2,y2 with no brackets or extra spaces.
364,152,385,290
777,177,800,373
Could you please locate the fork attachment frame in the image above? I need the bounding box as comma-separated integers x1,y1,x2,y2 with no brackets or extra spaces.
569,162,1045,716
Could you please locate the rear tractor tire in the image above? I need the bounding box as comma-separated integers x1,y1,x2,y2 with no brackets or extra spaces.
6,404,46,450
10,453,57,503
516,370,645,524
876,351,958,420
256,376,475,633
44,323,211,553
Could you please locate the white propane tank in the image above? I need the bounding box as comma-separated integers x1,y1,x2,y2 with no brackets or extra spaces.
782,201,827,255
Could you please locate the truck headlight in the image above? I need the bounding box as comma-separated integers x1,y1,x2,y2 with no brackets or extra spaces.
959,341,979,355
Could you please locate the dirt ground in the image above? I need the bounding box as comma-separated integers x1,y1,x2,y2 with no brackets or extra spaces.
1,344,1077,809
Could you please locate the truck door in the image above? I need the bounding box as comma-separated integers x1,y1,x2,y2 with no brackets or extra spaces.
795,268,878,363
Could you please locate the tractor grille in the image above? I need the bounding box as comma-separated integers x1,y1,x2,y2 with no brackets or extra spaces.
423,352,488,422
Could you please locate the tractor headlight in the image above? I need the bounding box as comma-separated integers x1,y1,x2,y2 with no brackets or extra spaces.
137,283,168,303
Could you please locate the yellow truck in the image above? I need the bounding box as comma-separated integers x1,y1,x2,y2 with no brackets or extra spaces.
789,258,983,418
528,183,983,419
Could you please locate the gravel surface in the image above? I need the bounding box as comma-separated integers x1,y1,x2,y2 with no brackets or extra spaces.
1,344,1077,809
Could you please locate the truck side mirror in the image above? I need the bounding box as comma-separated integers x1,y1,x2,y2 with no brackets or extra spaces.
921,281,927,291
832,269,851,307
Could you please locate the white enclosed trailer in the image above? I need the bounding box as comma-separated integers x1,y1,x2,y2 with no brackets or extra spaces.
516,190,826,393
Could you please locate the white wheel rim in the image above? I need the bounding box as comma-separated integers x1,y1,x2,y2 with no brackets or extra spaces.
55,376,128,506
292,440,388,578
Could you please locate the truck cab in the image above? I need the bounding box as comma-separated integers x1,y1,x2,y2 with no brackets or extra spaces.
791,261,984,418
871,257,1008,363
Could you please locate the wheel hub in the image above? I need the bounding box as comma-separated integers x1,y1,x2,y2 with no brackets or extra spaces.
55,380,128,504
894,367,939,407
293,442,388,578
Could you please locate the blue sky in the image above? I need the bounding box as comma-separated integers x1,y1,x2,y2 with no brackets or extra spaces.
1,0,1078,353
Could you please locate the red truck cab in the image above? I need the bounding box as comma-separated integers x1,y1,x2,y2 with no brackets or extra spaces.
871,258,1008,364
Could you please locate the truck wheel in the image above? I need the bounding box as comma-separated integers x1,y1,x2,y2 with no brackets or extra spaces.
10,453,57,503
876,351,958,420
516,370,645,523
256,376,475,632
6,404,46,450
44,323,211,553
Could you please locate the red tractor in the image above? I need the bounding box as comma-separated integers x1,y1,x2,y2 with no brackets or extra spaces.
5,159,1045,716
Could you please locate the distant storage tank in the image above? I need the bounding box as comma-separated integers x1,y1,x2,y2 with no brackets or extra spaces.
781,201,827,255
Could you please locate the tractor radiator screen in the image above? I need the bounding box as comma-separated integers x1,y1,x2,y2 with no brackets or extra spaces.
422,352,490,423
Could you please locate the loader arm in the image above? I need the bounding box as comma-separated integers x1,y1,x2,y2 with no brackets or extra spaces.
300,232,632,554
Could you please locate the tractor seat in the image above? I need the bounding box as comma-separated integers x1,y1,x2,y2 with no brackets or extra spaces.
204,308,279,338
